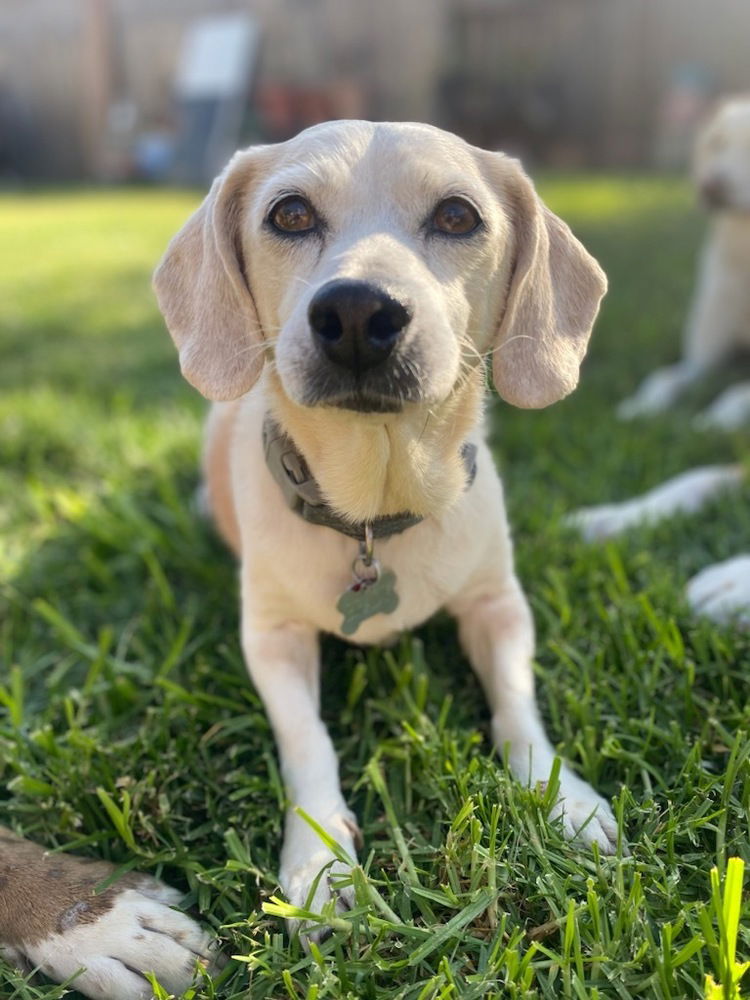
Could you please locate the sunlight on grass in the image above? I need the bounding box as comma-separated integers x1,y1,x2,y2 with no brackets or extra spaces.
538,173,693,222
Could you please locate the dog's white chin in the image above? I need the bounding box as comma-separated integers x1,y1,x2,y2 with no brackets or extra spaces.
267,367,484,523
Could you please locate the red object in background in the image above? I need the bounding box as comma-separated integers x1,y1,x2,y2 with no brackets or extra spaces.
256,82,366,142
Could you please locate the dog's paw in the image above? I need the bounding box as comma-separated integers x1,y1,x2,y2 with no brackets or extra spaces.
616,386,671,420
551,770,621,855
18,883,221,1000
565,502,634,541
283,853,356,943
686,555,750,626
694,383,750,431
280,807,360,944
616,365,690,420
568,466,744,542
616,394,656,420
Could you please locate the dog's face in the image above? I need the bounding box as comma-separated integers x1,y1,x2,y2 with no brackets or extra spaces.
154,120,606,414
695,97,750,212
249,122,510,414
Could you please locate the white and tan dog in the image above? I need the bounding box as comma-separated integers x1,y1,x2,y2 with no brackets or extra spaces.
1,120,611,998
574,100,750,623
618,96,750,425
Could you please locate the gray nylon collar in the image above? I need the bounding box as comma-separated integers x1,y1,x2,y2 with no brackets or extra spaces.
263,415,477,540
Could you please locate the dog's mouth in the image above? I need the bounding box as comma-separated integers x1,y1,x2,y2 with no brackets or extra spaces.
330,391,404,413
298,354,427,413
309,383,416,414
700,184,750,214
705,201,750,217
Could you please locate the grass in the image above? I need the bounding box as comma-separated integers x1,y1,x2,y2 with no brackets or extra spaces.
1,175,749,999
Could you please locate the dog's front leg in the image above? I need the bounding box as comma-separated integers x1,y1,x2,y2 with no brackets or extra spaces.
617,244,741,421
451,580,619,853
242,623,358,933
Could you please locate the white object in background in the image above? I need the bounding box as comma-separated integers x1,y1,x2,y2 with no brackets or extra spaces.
694,381,750,431
686,555,750,626
176,14,259,100
173,14,260,183
567,465,744,541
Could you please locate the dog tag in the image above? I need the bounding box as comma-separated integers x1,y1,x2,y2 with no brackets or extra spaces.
337,568,399,636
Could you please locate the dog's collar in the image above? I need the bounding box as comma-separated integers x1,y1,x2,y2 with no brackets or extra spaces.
262,415,477,540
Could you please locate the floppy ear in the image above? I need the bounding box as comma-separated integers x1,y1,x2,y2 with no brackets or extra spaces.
491,159,607,409
153,149,266,401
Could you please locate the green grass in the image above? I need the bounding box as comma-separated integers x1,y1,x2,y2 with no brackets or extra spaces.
1,176,749,999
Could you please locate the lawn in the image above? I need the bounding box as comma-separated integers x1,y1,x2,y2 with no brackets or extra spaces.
1,176,749,1000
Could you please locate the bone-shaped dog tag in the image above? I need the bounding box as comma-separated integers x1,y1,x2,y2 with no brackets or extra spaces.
337,569,399,636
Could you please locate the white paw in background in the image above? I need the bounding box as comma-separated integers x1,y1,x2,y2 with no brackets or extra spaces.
16,881,221,1000
279,806,360,943
567,466,745,542
566,501,640,541
694,382,750,431
551,767,620,855
616,365,693,420
686,555,750,626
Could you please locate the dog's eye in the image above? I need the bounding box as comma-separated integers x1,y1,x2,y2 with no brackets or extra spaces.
432,198,481,236
269,196,317,234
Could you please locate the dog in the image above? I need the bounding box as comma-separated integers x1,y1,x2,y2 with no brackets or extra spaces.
573,99,750,624
618,96,750,426
1,120,611,998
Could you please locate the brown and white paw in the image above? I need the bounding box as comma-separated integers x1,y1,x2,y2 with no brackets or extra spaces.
15,883,220,1000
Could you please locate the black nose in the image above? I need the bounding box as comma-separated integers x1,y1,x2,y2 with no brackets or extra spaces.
308,280,412,374
700,176,728,209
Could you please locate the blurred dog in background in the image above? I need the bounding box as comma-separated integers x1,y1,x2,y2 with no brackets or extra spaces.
618,96,750,426
573,98,750,625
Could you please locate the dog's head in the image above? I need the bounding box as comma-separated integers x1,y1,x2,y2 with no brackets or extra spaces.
694,97,750,213
154,120,605,414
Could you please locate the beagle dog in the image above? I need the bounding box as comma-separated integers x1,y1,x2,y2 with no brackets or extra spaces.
1,120,611,998
574,99,750,623
618,96,750,425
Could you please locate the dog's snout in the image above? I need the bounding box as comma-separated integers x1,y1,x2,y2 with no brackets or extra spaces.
308,280,411,373
700,175,729,209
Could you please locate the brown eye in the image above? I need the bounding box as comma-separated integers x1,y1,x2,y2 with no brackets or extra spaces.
269,195,317,234
432,197,481,236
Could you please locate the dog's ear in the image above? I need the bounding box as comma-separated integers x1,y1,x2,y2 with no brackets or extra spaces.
490,158,607,409
153,149,267,401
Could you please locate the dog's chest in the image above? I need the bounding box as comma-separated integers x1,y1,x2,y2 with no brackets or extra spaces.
234,418,505,643
242,501,485,644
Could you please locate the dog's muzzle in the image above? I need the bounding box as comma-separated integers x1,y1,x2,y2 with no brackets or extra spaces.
300,279,425,412
309,279,411,375
700,176,730,210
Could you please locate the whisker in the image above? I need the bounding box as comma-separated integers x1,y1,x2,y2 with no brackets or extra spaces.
416,411,431,445
489,333,535,355
226,335,280,364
